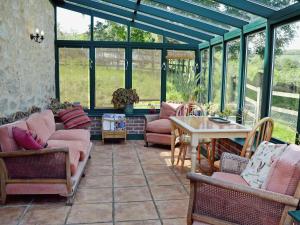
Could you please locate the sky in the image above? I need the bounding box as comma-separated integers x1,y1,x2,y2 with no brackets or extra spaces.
57,7,300,50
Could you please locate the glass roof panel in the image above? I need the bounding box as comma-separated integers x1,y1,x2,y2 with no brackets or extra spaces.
185,0,261,22
141,0,234,30
248,0,299,10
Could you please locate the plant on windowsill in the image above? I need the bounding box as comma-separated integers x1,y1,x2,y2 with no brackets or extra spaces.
111,88,139,114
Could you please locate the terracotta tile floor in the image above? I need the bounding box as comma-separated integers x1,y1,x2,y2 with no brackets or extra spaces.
0,140,192,225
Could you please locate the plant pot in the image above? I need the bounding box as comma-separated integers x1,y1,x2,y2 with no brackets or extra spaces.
124,104,134,114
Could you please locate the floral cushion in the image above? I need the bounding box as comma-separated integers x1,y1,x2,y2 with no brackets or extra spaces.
241,141,287,188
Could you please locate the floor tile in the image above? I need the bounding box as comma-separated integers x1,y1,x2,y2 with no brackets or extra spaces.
0,206,25,225
150,185,188,200
75,188,112,203
156,199,189,219
162,218,187,225
115,201,158,221
146,173,180,186
86,165,113,176
114,175,147,187
79,176,112,188
142,164,172,174
67,203,112,224
116,220,161,225
114,164,143,175
115,186,152,202
21,205,70,225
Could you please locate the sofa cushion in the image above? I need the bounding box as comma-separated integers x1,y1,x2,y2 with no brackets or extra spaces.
69,149,80,176
26,112,54,143
241,141,287,188
40,110,56,135
262,144,300,196
47,139,88,161
212,172,249,186
0,121,28,152
12,127,45,150
49,129,90,145
58,106,91,129
159,102,183,119
146,119,172,134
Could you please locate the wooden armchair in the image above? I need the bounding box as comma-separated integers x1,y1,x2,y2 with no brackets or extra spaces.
187,152,300,225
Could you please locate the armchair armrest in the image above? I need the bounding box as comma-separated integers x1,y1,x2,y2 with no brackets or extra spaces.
220,152,249,175
144,114,159,124
187,173,298,225
0,147,69,180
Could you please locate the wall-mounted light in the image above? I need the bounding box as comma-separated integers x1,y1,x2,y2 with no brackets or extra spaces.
30,28,44,43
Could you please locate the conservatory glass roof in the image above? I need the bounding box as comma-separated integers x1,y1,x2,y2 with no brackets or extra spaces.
59,0,300,44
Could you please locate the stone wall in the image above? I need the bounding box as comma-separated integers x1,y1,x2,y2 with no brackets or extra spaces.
0,0,55,115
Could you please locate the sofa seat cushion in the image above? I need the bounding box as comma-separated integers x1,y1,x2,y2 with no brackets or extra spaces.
159,102,183,119
49,129,90,145
146,119,172,134
0,121,28,152
26,110,56,143
212,172,249,186
47,140,82,175
262,144,300,196
146,133,171,145
241,141,287,189
47,140,88,161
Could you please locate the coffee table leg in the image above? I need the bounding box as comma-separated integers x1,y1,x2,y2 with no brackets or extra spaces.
171,123,175,166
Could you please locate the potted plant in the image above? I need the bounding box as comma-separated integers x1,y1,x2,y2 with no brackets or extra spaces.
111,88,139,114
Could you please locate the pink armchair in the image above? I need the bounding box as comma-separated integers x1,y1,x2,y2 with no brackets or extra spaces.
144,102,186,147
187,144,300,225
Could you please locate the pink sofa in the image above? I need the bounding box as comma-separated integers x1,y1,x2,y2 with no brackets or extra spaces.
144,102,186,146
0,110,92,205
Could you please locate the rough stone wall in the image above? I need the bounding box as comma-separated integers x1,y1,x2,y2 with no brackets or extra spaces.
90,116,145,138
0,0,55,115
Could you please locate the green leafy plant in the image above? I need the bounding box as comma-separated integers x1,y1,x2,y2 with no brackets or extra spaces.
219,106,234,119
47,98,73,114
111,88,139,109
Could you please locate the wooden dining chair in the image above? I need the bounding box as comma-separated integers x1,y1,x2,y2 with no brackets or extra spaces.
213,117,274,170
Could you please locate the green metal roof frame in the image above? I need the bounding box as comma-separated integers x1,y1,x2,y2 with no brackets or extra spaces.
57,0,300,45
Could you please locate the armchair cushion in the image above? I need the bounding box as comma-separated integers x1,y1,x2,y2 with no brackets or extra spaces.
159,102,182,119
262,144,300,196
0,120,28,152
220,152,249,175
212,172,249,186
241,141,287,188
146,119,172,134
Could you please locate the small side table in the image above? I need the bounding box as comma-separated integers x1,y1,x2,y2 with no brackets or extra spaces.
102,114,126,143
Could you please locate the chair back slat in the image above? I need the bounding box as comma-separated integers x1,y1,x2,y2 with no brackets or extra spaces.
241,117,274,158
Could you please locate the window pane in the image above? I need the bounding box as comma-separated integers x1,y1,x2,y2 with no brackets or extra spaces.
57,8,90,40
199,49,209,104
95,48,125,108
225,39,240,115
250,0,298,10
165,37,187,44
244,31,265,126
211,45,223,106
59,48,90,108
130,27,163,43
132,49,161,108
94,17,127,41
271,21,300,143
166,50,196,102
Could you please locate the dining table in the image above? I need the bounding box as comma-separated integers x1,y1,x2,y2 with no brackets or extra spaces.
170,116,252,173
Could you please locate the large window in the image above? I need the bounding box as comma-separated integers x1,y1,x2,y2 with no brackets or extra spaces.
59,48,90,108
244,31,266,126
57,8,90,40
199,49,209,104
166,50,196,102
271,21,300,143
95,48,125,108
132,49,161,108
225,39,240,115
93,17,127,41
211,45,223,106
